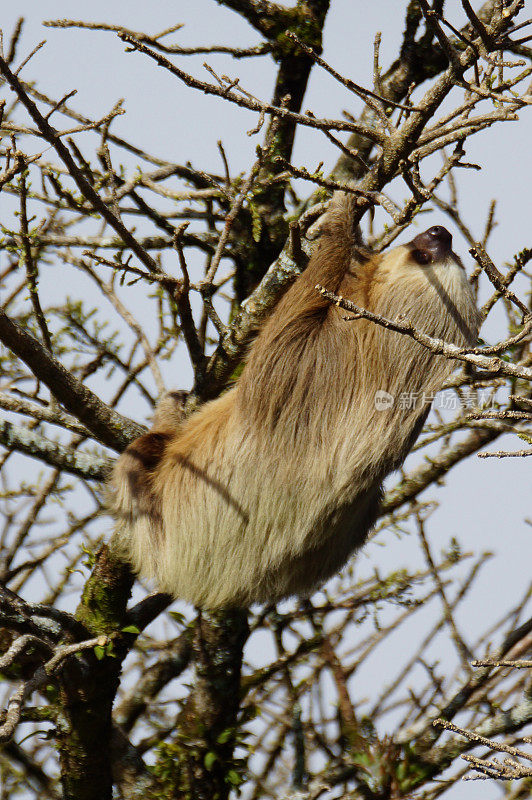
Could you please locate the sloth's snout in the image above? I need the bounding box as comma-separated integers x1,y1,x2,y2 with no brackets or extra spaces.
409,226,452,265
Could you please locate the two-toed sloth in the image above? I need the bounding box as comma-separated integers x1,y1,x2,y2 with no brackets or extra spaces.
109,193,480,609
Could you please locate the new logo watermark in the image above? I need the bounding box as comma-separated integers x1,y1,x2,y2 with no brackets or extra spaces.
374,390,394,411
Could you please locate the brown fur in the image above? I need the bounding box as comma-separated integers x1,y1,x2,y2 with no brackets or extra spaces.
109,193,480,609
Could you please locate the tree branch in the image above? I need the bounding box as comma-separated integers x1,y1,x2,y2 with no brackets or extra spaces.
0,419,111,480
0,52,160,275
0,308,144,452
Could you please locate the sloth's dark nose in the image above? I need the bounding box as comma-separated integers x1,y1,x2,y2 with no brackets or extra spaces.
410,226,452,264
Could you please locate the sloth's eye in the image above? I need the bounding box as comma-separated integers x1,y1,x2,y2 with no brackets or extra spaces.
411,249,432,265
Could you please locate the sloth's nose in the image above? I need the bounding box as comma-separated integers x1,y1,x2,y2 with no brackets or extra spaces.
410,226,452,264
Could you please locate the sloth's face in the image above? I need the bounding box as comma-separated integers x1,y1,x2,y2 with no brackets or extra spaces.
362,223,479,349
407,225,455,266
377,225,463,279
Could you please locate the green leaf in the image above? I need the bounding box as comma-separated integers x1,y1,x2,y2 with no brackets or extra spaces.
204,751,218,770
94,645,105,660
226,770,242,786
105,642,117,658
216,728,233,744
121,625,141,635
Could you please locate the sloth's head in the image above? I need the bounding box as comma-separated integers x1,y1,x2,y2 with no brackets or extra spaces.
361,224,478,345
370,225,467,298
380,225,462,273
408,225,458,267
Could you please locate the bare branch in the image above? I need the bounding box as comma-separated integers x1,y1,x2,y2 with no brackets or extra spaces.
315,285,532,381
0,419,112,479
0,53,160,275
117,34,384,144
0,307,145,451
44,18,272,58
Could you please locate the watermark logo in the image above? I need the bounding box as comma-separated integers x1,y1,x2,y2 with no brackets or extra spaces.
374,390,394,411
374,388,497,412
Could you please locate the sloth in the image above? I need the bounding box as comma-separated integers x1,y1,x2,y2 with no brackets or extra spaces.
109,193,480,609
